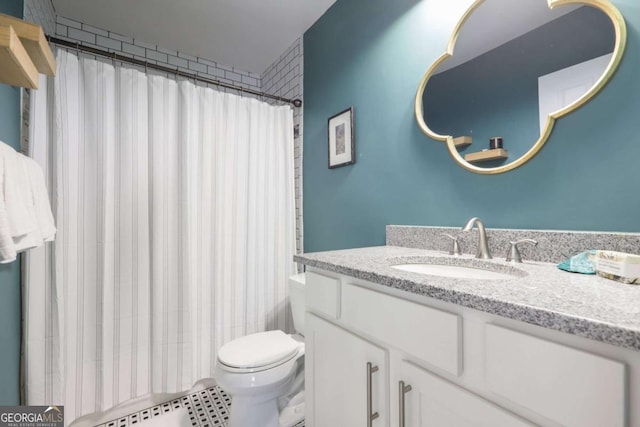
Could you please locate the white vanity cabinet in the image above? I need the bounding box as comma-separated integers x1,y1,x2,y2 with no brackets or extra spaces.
306,314,388,426
398,360,533,426
304,268,637,427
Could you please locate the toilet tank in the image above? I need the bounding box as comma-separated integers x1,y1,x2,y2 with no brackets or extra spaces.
288,273,306,336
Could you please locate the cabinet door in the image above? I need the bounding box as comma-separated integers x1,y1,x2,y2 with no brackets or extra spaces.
397,361,533,427
485,324,626,427
306,313,388,427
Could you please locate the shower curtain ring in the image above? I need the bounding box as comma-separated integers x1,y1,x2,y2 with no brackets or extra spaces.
75,42,79,57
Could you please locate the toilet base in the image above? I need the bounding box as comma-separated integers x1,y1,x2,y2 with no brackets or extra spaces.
279,400,304,427
229,394,281,427
228,389,304,427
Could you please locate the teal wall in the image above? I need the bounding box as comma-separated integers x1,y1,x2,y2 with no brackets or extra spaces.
303,0,640,252
0,0,25,405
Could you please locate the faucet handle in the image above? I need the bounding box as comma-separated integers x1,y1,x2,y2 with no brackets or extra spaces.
442,233,462,256
506,239,538,263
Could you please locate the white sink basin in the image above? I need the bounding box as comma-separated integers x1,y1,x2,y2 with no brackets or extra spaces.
391,263,516,280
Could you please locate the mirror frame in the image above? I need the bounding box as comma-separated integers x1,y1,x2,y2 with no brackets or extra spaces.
414,0,627,175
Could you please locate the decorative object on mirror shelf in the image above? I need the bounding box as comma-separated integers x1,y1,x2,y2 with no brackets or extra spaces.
328,107,355,168
0,14,56,88
414,0,626,174
489,137,503,149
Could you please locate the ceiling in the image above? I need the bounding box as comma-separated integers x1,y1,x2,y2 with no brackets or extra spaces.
52,0,336,75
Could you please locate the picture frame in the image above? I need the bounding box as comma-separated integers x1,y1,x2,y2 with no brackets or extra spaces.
327,107,355,168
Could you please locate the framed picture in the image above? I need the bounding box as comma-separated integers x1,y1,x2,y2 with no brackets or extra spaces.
327,107,355,168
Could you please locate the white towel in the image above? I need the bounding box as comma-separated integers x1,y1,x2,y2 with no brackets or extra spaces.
0,154,17,264
0,143,56,263
0,141,37,240
12,153,43,252
20,154,56,242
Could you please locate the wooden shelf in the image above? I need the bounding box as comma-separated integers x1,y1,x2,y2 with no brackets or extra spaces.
0,14,55,76
464,148,509,163
453,136,472,148
0,24,38,88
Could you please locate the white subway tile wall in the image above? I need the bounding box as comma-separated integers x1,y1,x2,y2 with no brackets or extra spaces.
23,0,57,35
262,38,304,260
23,0,58,154
53,16,263,95
23,0,304,258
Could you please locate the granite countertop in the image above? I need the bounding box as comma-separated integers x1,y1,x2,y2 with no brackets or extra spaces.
294,245,640,351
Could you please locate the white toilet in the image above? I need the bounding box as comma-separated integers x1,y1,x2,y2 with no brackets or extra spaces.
215,273,306,427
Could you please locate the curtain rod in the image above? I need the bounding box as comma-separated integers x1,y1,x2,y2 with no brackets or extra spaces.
46,36,303,108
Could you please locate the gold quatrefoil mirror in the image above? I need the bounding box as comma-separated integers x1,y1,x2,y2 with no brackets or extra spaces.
414,0,626,174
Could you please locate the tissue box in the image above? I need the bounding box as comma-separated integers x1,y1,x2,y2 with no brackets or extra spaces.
595,251,640,285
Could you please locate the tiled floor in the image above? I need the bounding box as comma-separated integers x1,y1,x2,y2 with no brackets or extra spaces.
96,385,304,427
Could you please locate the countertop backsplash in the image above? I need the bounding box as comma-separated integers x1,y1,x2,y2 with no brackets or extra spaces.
386,225,640,264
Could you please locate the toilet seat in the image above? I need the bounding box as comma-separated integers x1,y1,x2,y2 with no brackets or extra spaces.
218,330,302,373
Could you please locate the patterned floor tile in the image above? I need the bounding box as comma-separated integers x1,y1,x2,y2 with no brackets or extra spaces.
96,386,304,427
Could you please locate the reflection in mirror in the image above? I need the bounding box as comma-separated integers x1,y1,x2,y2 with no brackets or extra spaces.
420,0,620,171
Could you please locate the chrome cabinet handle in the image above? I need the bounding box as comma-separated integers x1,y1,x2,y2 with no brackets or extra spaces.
366,362,380,426
399,380,412,427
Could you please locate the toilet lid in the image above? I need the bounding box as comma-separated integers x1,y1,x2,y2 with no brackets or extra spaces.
218,330,301,369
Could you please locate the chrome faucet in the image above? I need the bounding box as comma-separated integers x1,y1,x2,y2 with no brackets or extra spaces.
462,217,492,259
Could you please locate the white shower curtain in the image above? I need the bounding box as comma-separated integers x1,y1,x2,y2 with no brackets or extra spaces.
23,50,296,423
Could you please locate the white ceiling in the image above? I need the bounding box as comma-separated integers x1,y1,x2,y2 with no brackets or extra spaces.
52,0,336,75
